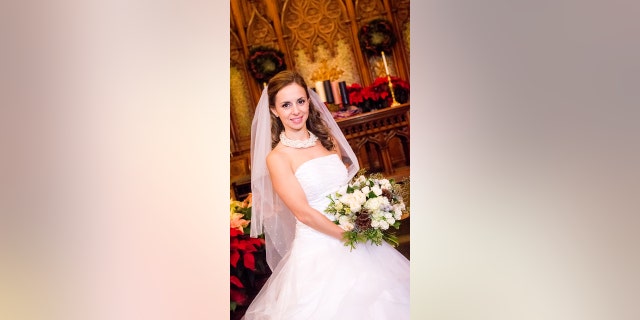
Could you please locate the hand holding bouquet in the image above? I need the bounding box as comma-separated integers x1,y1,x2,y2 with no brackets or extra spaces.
325,171,409,250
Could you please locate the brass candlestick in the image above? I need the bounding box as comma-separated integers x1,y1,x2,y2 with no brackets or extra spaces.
386,74,401,107
381,51,401,107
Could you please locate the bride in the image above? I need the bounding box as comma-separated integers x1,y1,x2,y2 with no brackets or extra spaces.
244,70,409,320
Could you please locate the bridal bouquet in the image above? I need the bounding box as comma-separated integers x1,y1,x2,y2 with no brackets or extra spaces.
325,172,409,250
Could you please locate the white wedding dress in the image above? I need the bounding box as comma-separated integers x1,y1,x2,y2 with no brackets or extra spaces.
243,154,410,320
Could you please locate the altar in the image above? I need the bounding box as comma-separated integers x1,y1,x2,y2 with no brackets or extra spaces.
337,104,410,181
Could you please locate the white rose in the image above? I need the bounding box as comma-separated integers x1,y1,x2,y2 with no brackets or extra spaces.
374,197,390,210
370,210,384,220
349,201,362,213
361,186,370,195
338,216,354,231
387,217,395,225
339,193,356,205
353,190,367,205
379,220,390,230
371,220,380,228
364,197,383,212
371,185,383,196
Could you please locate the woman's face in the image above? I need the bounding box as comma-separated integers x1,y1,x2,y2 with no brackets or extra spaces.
271,83,310,132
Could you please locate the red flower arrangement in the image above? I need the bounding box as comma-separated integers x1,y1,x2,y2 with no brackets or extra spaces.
246,46,287,83
358,19,397,55
230,194,270,316
347,77,409,112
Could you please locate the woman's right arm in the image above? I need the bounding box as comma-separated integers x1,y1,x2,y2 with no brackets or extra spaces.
266,152,345,241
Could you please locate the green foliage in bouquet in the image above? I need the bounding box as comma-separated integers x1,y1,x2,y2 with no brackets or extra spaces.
326,170,409,250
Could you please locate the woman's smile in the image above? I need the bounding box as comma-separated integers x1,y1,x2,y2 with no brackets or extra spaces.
272,83,310,134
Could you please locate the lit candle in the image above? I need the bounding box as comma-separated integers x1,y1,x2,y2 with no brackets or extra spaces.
381,51,390,75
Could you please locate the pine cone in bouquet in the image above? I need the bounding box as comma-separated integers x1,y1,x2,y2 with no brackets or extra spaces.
354,210,372,232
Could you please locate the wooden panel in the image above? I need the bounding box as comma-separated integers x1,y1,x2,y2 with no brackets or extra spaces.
247,6,279,47
355,0,387,22
337,104,410,180
230,154,251,182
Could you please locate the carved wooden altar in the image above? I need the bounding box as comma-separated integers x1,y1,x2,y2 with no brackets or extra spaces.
337,104,410,181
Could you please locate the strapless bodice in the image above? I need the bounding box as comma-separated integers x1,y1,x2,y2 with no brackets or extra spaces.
294,154,349,221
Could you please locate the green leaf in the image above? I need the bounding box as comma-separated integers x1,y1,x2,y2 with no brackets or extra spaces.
230,301,237,311
383,232,399,247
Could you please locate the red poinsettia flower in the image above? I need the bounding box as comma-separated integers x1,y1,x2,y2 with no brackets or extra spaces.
230,275,244,288
230,227,265,270
347,83,364,105
230,288,248,306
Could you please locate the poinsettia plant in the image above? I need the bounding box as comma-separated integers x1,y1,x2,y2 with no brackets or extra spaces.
346,76,409,112
230,194,269,315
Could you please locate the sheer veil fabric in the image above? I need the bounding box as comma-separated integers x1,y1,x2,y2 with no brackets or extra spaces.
249,86,360,271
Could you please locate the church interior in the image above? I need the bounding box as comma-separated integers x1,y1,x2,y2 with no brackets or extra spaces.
230,0,410,316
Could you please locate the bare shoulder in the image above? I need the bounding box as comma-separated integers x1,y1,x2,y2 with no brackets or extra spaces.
266,146,291,172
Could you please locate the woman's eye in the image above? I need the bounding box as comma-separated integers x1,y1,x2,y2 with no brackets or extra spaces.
297,98,306,105
282,103,291,108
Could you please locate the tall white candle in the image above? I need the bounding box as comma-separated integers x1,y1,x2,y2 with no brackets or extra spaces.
381,51,390,75
315,81,327,102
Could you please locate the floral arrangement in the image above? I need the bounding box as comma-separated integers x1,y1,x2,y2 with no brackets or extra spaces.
325,171,409,250
246,46,287,83
346,76,409,112
358,19,397,55
230,194,269,314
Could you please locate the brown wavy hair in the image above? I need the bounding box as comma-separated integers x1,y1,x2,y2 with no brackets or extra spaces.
267,70,335,151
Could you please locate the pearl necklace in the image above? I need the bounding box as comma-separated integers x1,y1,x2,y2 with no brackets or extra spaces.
279,131,318,149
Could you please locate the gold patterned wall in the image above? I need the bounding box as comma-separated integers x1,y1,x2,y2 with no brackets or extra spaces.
281,0,362,86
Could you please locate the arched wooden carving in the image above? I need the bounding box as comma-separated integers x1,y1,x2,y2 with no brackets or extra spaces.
355,0,386,23
230,30,243,66
355,141,383,172
230,30,255,152
391,0,410,75
281,0,362,85
281,0,350,60
247,7,279,47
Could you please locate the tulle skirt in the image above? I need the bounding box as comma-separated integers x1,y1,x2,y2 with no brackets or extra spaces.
243,223,410,320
